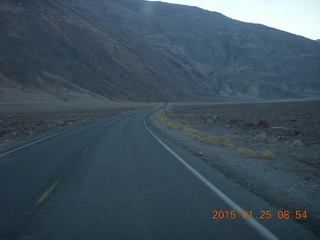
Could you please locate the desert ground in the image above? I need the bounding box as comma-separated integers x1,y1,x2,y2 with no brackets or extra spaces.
0,102,160,150
150,98,320,236
1,99,319,236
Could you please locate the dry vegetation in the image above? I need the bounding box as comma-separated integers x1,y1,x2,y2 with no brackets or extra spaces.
237,147,275,159
151,99,320,236
154,109,274,158
154,110,233,148
154,99,320,162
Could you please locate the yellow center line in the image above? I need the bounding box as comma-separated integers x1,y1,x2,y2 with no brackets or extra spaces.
35,181,59,205
82,147,89,154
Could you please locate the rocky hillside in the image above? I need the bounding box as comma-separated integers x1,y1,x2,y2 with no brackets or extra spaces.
1,0,320,101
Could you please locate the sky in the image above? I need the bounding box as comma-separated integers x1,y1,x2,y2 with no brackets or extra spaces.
147,0,320,40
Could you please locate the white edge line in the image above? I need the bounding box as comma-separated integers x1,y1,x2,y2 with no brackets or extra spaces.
143,116,279,240
0,124,83,158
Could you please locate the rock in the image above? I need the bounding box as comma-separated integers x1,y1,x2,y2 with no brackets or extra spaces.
36,121,45,126
228,119,239,125
0,129,12,136
198,152,205,156
3,139,11,144
15,125,28,130
244,123,255,127
258,120,269,128
294,130,302,136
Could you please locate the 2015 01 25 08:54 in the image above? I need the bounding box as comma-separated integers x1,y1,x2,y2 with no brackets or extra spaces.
212,210,307,220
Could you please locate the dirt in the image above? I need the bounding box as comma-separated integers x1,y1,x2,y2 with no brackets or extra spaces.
149,99,320,237
0,102,159,150
1,100,319,236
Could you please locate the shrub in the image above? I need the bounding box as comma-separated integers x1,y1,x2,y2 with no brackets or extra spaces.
153,113,183,130
258,149,276,159
162,109,169,116
28,131,35,136
237,147,275,159
154,111,230,147
166,121,184,130
237,147,256,158
205,118,214,124
82,118,92,123
184,113,193,118
254,132,268,142
182,126,204,140
202,135,231,147
292,139,303,146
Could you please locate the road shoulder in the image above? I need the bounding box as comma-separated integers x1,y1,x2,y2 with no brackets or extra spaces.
146,106,320,238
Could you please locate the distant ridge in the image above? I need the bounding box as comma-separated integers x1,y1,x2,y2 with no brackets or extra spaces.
0,0,319,101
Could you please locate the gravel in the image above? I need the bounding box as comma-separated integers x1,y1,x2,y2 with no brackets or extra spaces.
149,99,320,237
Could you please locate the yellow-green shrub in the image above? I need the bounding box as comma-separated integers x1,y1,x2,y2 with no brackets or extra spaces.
202,135,231,147
182,126,204,140
237,147,275,159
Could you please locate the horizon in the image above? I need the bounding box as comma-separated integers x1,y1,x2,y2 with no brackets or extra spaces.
147,0,320,40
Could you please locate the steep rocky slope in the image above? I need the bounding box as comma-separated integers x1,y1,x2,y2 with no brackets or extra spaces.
1,0,319,101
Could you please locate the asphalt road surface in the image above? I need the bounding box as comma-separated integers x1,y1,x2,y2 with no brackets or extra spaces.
0,109,318,240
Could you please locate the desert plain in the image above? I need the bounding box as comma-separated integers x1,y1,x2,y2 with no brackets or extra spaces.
0,99,319,236
150,98,320,236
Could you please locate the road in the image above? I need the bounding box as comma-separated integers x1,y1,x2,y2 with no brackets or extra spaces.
0,109,318,239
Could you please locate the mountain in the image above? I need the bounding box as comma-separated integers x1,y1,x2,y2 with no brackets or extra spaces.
1,0,320,101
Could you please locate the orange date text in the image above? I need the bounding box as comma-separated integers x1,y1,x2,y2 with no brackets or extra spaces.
211,210,307,220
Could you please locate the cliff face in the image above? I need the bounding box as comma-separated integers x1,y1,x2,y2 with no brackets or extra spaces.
1,0,320,101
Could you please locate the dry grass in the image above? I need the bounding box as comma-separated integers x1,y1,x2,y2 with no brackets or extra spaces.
202,135,231,147
182,126,204,140
154,111,230,147
82,118,92,123
154,112,184,130
154,110,276,156
259,149,276,159
237,147,275,159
